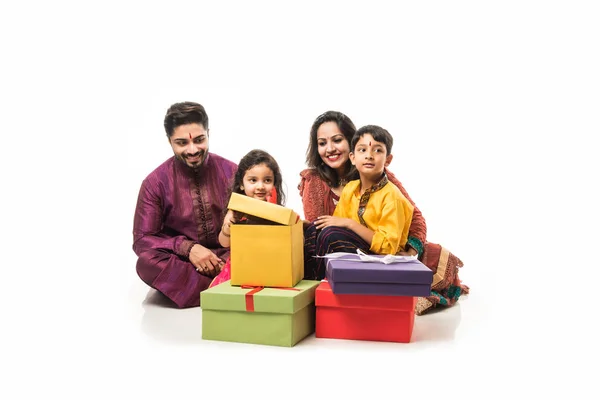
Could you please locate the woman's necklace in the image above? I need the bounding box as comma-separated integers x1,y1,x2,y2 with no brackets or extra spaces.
331,179,346,197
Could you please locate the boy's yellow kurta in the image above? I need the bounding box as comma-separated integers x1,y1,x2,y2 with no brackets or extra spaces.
333,180,414,254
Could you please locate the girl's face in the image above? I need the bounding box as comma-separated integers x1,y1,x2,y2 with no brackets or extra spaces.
242,163,275,201
316,121,350,173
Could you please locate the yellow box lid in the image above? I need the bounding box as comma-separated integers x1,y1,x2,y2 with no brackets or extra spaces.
227,193,300,226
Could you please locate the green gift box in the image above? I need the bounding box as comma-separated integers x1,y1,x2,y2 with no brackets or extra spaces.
201,280,320,347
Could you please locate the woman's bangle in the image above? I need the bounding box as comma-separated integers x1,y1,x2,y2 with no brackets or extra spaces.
406,236,424,258
221,228,230,237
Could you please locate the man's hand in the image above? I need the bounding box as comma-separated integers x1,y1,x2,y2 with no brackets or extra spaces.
189,244,224,277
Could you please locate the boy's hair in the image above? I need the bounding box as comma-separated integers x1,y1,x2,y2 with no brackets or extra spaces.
351,125,394,155
230,149,285,206
164,101,209,137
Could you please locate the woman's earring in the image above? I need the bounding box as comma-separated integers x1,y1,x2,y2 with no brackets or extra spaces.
240,186,244,191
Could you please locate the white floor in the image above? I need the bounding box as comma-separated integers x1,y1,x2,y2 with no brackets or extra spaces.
123,261,486,397
5,236,592,399
94,248,594,399
138,278,468,345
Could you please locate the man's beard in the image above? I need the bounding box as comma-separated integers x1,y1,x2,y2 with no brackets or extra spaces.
178,150,206,169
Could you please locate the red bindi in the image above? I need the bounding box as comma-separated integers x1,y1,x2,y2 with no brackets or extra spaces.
189,133,192,139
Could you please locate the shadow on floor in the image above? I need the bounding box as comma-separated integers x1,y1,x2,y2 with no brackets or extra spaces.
140,289,203,344
140,288,465,345
411,302,463,342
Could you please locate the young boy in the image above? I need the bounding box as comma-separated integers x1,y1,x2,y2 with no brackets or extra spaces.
304,125,414,280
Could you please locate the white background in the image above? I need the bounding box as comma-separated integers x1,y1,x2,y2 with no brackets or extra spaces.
1,1,598,399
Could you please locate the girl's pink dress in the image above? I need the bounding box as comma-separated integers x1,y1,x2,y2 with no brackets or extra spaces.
209,258,231,288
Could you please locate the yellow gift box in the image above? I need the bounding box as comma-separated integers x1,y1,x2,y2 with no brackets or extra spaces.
228,193,304,287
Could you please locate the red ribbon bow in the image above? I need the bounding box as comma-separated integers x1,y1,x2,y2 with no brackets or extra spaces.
241,285,301,312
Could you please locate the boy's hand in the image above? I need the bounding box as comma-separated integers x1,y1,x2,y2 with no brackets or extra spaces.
315,215,375,247
314,215,349,230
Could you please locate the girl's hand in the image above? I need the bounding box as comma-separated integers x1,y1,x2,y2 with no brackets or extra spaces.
223,212,237,227
220,210,238,240
314,215,349,230
222,210,238,230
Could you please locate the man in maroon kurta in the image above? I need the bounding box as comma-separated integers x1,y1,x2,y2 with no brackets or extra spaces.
133,102,237,308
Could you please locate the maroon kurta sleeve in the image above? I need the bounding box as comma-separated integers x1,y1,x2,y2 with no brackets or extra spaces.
133,177,197,258
299,169,332,222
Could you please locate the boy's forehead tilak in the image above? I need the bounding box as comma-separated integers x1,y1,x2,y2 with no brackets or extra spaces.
357,136,382,147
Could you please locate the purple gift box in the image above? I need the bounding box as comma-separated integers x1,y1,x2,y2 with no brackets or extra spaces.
325,254,433,297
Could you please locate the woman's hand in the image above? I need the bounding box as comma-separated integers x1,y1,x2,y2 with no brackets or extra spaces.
397,247,418,257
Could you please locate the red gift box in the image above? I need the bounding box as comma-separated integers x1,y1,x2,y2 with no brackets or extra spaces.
315,281,416,343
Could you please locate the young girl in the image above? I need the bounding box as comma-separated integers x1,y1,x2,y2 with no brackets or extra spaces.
209,149,286,287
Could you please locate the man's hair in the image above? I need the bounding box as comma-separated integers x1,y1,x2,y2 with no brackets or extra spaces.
351,125,394,155
164,102,209,137
305,111,357,187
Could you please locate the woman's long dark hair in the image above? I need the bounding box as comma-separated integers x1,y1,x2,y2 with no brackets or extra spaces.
305,111,358,187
